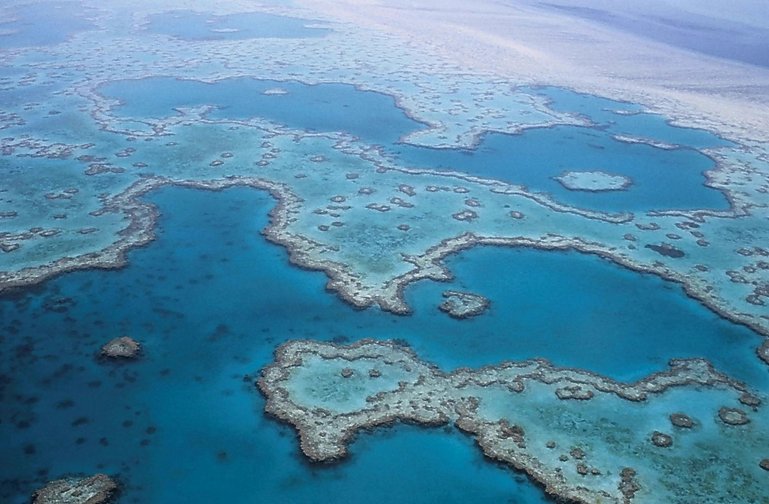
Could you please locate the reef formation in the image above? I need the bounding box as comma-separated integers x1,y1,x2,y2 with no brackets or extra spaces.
1,0,769,501
554,170,632,192
259,339,768,503
438,290,490,318
1,0,769,354
32,474,117,504
100,336,141,359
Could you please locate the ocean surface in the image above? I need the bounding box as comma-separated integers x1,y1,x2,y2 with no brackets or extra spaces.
1,10,766,501
0,184,763,503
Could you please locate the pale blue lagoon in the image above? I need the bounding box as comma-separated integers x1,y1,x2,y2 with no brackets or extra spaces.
100,77,731,213
144,10,332,40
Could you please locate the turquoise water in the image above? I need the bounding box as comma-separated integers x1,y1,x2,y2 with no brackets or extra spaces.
0,186,763,502
392,87,731,212
0,2,96,48
144,10,332,40
405,246,767,387
391,126,728,212
99,77,730,213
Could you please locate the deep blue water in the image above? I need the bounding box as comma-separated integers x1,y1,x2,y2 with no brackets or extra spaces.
405,246,767,388
0,187,549,503
99,77,730,213
0,2,96,48
144,10,332,41
0,186,764,502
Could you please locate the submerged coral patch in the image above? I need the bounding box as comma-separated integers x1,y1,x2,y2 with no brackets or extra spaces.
259,339,769,504
554,170,632,192
438,290,490,319
32,474,117,504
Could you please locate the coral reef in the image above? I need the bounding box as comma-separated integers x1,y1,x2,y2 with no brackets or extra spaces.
100,336,141,359
32,474,117,504
438,290,490,318
259,339,767,503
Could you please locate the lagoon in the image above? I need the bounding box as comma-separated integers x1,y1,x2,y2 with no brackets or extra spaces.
100,77,731,213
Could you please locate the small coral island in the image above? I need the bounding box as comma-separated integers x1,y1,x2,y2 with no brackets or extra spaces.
438,290,490,318
100,336,141,359
32,474,117,504
258,339,768,503
554,170,632,192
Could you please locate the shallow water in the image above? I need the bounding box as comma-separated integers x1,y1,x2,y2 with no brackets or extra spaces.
3,3,767,502
0,187,547,503
1,186,763,502
100,77,731,213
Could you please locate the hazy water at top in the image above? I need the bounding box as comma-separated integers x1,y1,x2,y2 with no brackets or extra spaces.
538,1,769,69
0,2,96,48
145,10,332,40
